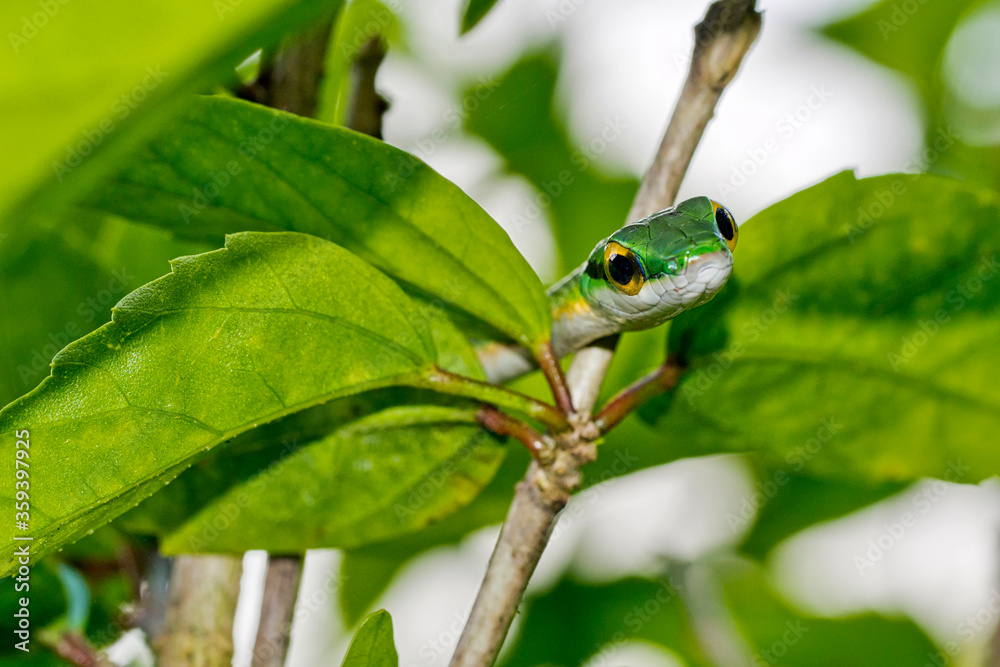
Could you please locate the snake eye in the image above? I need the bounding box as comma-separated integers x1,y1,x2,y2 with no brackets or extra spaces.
712,201,738,252
603,241,645,296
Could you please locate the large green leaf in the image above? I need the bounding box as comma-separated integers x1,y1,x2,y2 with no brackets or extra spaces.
0,0,344,224
0,232,457,574
645,171,1000,484
161,405,505,553
80,95,550,348
342,610,398,667
113,300,509,554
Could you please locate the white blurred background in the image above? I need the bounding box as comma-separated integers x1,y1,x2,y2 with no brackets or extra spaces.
223,1,1000,664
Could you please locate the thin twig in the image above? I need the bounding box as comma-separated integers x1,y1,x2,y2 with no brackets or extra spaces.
346,38,389,139
239,20,336,118
43,631,111,667
448,449,593,667
477,406,551,461
536,340,575,415
251,556,303,667
448,3,761,666
594,356,685,433
629,0,762,221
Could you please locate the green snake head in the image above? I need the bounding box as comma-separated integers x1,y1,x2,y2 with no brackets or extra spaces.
577,196,738,332
483,197,739,379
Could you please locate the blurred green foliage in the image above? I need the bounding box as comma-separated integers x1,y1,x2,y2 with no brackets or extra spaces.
501,559,941,666
0,0,346,227
460,0,502,34
822,0,1000,191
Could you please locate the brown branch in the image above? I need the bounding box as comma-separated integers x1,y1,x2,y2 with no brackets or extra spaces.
41,631,112,667
594,356,685,433
448,2,761,666
448,446,594,667
629,0,761,221
240,20,336,118
477,406,551,461
155,555,244,667
346,38,389,138
536,340,575,416
251,556,303,667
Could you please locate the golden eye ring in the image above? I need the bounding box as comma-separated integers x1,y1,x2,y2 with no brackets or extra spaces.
711,200,738,252
603,241,645,296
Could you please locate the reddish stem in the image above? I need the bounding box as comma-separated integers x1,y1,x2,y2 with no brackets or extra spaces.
536,341,575,416
594,356,685,433
476,406,549,460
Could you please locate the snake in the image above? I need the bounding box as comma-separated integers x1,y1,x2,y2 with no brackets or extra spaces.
478,196,738,383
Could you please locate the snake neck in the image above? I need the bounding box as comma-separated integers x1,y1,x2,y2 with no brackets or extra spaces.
547,263,619,358
476,265,618,383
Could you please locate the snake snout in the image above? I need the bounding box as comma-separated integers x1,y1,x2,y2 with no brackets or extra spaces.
664,249,733,306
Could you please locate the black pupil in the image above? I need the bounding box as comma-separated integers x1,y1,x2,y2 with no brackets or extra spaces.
715,207,734,240
608,252,634,285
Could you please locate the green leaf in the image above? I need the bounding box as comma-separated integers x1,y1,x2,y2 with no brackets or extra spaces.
464,51,638,275
337,442,530,623
0,232,449,575
161,405,505,553
343,610,398,667
115,302,517,553
81,95,550,348
646,171,1000,484
0,0,345,225
461,0,502,34
116,294,498,543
